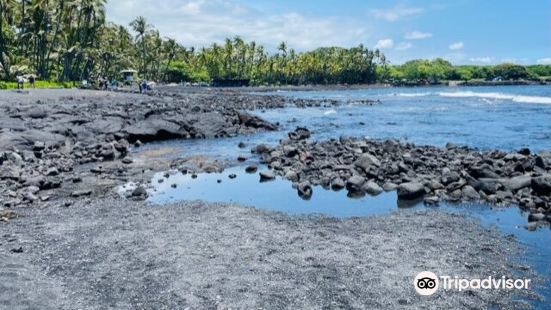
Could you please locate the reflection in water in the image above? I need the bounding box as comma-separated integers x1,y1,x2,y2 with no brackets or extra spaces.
140,85,551,307
146,165,550,307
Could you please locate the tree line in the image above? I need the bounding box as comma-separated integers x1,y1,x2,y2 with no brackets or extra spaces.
0,0,386,85
386,59,551,84
0,0,549,86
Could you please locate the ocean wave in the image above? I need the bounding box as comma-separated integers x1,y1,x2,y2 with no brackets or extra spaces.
438,91,551,104
394,92,432,97
324,109,337,115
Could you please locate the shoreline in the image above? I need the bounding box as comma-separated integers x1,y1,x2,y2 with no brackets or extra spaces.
0,88,548,308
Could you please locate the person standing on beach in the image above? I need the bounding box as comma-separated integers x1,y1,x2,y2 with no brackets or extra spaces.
141,80,148,94
29,75,35,88
16,76,24,89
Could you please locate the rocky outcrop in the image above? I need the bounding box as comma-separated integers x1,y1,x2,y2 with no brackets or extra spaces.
253,129,551,224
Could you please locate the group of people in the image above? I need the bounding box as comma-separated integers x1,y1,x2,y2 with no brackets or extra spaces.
16,75,35,89
98,77,119,90
138,79,150,94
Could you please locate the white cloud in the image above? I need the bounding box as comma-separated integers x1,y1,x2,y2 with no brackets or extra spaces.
449,41,464,50
105,0,373,51
537,57,551,64
370,5,424,22
501,58,517,63
395,42,412,50
469,57,492,63
375,38,394,49
404,31,432,40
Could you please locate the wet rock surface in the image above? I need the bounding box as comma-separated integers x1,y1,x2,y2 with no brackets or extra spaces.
0,89,285,207
254,128,551,224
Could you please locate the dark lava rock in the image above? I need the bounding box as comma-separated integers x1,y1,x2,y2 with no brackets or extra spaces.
33,141,45,151
397,182,426,200
237,156,247,162
528,213,546,222
478,179,501,195
251,144,271,154
122,158,133,164
284,170,299,182
461,185,481,200
72,190,92,197
238,142,246,148
363,181,383,196
228,173,237,179
288,127,311,141
354,153,381,172
131,186,148,199
331,178,345,191
46,167,59,176
10,247,24,253
259,170,276,182
531,175,551,195
297,181,313,199
245,165,258,173
346,175,365,193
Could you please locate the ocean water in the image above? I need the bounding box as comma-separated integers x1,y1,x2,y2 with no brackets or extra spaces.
137,85,551,306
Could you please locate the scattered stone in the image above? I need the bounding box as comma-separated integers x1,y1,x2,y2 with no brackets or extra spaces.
0,210,18,221
531,175,551,195
10,247,24,253
33,141,46,151
397,182,426,200
354,153,381,172
382,182,398,192
297,181,313,199
461,185,481,200
245,165,258,173
122,158,133,164
46,167,59,176
259,170,276,182
331,178,345,191
528,213,546,222
346,175,365,193
238,142,246,148
131,186,148,199
171,184,177,188
237,156,247,162
228,174,237,179
72,190,92,197
424,196,439,205
284,170,299,182
363,181,383,196
288,127,311,140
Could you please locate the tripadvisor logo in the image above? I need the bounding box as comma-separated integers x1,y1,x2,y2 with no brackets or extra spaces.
414,271,531,296
414,271,439,296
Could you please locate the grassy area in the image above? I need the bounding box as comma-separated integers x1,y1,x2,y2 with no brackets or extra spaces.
0,80,74,90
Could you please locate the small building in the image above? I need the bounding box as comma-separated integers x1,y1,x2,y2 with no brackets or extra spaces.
120,69,138,83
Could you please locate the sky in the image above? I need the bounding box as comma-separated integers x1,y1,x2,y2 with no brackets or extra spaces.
106,0,551,65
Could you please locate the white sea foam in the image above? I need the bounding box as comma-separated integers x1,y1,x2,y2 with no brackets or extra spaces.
438,91,551,104
395,92,432,97
324,109,337,115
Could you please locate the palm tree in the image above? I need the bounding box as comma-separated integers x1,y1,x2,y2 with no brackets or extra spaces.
161,38,178,82
130,16,149,78
0,0,17,78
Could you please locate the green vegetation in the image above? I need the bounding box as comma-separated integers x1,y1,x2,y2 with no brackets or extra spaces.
0,80,73,89
0,0,549,86
0,0,385,86
387,60,551,84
